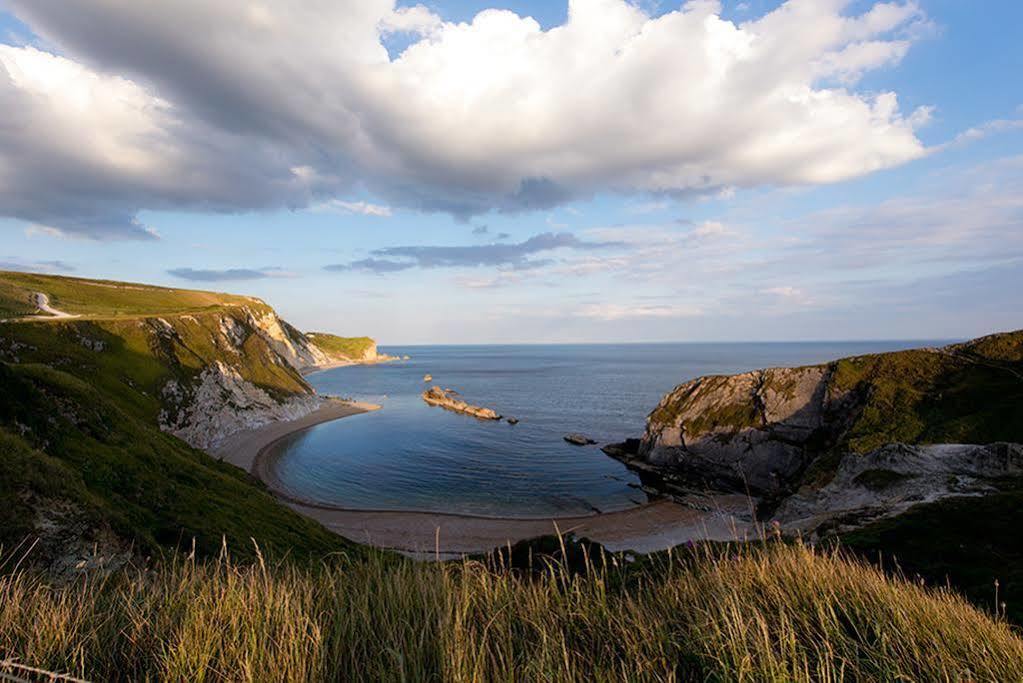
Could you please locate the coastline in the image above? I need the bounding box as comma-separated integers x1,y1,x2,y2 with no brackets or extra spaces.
214,396,751,558
213,399,382,472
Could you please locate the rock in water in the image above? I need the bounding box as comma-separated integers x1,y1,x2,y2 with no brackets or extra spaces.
564,433,597,446
507,417,519,425
422,386,501,420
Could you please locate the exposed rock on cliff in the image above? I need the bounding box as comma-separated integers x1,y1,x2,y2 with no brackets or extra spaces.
777,442,1023,534
159,361,323,450
608,330,1023,536
422,386,501,420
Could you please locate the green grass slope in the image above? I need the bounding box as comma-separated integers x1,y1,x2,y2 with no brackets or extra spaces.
828,332,1023,452
0,361,347,562
0,270,259,319
1,313,309,426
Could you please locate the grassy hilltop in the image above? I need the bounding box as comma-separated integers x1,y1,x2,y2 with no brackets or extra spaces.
0,270,261,320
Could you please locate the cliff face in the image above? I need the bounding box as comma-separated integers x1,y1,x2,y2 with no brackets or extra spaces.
0,276,376,451
640,365,857,494
612,330,1023,534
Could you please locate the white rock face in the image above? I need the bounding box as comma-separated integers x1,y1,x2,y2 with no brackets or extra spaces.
151,306,375,451
245,308,330,371
160,361,323,451
776,442,1023,535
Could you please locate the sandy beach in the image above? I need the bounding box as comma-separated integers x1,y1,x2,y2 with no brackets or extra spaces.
214,399,752,557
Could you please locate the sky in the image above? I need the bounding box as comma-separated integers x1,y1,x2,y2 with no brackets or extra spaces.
0,0,1021,344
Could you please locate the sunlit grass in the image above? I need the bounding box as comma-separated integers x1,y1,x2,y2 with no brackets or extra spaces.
2,539,1020,682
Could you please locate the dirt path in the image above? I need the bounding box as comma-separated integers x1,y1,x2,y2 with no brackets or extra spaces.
19,292,80,320
214,401,752,557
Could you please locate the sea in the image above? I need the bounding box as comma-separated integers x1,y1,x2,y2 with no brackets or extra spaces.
265,341,945,518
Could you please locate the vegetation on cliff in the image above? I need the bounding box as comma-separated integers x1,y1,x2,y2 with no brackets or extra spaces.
0,361,347,565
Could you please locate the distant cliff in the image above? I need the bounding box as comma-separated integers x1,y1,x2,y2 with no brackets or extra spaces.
608,330,1023,535
306,333,383,364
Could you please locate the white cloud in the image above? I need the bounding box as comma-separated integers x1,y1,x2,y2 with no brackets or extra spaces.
2,0,934,237
947,117,1023,148
575,302,703,321
314,199,393,217
764,286,803,298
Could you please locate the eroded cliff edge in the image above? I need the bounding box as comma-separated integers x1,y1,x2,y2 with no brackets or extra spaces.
606,330,1023,536
0,273,380,451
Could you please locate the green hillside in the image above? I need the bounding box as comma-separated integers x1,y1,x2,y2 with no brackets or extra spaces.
0,362,344,561
0,270,260,319
829,333,1023,452
0,272,351,564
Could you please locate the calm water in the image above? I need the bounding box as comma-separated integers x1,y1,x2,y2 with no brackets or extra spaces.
267,341,942,517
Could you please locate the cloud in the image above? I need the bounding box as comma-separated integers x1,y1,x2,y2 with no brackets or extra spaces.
327,231,614,272
0,258,74,273
166,267,296,282
472,225,489,235
574,302,703,321
324,258,416,274
313,199,393,217
946,116,1023,148
1,0,935,237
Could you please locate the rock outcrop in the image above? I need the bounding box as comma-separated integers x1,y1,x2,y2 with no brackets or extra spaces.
607,330,1023,537
159,361,323,450
776,442,1023,534
422,386,501,420
637,365,855,495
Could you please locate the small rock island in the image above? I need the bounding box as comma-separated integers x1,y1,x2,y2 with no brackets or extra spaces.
422,386,501,420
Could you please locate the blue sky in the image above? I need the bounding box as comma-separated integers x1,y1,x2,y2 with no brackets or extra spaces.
1,0,1021,343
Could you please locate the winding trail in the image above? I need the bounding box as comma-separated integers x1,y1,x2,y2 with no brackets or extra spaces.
214,400,752,558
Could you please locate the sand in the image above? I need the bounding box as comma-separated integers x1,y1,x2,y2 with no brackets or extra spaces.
214,399,752,558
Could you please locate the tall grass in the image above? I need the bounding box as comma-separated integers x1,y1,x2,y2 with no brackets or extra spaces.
1,540,1021,682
